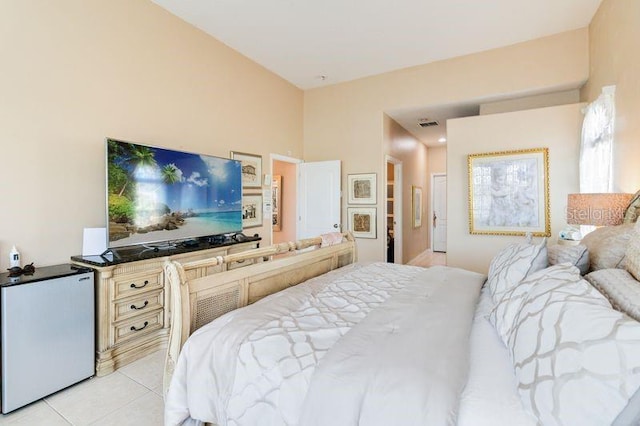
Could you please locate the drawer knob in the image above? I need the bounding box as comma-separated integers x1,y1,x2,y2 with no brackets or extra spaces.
130,301,149,311
130,321,149,332
130,280,149,289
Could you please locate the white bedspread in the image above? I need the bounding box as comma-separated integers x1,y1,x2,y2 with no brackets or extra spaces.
165,262,486,426
457,286,537,426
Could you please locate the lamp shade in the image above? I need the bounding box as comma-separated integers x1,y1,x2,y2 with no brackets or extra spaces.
566,193,633,226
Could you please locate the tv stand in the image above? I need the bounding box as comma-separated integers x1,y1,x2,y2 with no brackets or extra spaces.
70,236,260,377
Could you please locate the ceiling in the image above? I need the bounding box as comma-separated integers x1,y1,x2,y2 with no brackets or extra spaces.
151,0,602,145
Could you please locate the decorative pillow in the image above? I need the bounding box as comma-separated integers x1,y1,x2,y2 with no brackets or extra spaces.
486,237,547,304
581,223,635,271
625,218,640,280
586,268,640,322
547,243,589,275
489,263,578,339
503,271,640,425
623,189,640,224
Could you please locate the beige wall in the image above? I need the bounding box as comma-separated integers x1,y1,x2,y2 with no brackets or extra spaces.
0,1,303,270
425,146,447,249
581,0,640,192
272,160,297,243
480,89,581,115
304,29,589,262
447,104,584,273
384,116,429,262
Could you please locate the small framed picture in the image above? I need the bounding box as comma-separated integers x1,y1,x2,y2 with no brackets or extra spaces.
347,173,377,204
242,194,263,228
231,151,262,189
348,207,377,239
412,186,423,228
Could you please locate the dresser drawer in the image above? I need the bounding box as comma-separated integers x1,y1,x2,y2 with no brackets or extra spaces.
113,271,163,300
113,310,163,346
113,290,164,322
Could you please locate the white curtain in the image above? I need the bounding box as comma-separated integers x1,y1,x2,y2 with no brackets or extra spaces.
580,85,616,193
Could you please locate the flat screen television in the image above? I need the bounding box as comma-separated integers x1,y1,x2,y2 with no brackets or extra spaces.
106,138,243,248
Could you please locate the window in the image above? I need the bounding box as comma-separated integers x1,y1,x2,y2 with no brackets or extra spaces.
580,85,616,193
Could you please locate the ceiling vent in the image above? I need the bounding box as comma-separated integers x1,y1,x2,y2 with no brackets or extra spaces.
418,120,439,128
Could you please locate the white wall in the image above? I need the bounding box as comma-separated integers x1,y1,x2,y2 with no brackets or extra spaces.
447,103,584,273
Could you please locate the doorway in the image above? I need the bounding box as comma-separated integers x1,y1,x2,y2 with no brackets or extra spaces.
431,173,447,253
385,156,403,263
271,155,302,245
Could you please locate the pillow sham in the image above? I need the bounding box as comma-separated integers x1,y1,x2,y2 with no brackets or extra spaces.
489,263,578,339
486,237,547,304
581,223,635,272
503,268,640,426
625,218,640,281
586,268,640,323
547,243,589,275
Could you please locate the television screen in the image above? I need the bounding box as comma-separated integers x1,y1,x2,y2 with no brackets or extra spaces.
106,138,243,248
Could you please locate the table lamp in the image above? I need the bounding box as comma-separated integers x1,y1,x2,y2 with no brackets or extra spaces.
564,193,633,242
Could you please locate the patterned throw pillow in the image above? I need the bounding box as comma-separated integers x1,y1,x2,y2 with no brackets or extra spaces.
486,238,547,304
547,243,589,275
625,218,640,280
489,263,578,339
504,268,640,425
581,223,635,271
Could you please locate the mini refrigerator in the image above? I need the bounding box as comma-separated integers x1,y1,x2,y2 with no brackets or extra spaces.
1,264,95,413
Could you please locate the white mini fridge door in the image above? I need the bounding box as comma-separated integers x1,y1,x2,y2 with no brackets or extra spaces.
1,272,95,413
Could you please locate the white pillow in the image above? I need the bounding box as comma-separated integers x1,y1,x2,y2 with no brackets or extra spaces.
503,266,640,425
486,237,547,304
489,263,577,339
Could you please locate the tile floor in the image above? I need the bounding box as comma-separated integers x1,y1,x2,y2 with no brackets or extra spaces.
0,350,165,425
407,249,447,268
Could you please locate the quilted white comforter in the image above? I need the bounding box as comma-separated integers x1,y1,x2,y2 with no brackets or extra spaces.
165,262,486,426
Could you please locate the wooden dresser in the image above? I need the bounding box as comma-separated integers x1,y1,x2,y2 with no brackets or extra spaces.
71,239,259,376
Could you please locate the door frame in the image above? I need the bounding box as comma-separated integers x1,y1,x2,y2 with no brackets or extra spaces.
270,154,303,245
385,155,403,263
430,172,447,251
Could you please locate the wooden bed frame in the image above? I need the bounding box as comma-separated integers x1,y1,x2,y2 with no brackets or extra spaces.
162,232,357,394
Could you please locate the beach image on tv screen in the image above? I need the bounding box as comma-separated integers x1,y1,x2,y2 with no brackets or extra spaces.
107,139,243,247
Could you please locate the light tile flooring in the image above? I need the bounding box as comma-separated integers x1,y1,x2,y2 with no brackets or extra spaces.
407,249,447,268
0,350,165,425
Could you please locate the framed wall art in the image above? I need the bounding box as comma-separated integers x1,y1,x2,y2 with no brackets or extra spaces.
412,186,423,228
272,175,282,231
468,147,550,236
231,151,262,189
348,207,377,239
242,194,263,228
347,173,376,204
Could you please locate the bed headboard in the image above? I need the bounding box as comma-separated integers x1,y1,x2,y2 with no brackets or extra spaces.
163,232,357,395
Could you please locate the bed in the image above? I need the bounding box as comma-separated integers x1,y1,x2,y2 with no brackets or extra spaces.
163,226,640,426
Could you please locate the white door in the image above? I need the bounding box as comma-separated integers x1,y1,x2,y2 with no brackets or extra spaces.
298,160,341,239
432,174,447,252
